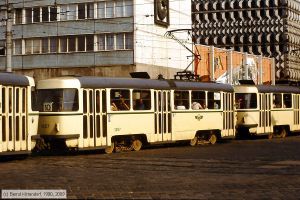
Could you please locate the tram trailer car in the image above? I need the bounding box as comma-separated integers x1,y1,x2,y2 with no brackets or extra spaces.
234,85,300,138
35,76,236,153
0,73,39,156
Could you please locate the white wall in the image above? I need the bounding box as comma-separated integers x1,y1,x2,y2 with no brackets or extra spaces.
134,0,192,71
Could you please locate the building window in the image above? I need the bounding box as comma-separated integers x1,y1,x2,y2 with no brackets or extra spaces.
86,35,94,51
50,7,57,21
106,34,115,50
14,39,22,55
116,33,124,50
0,40,5,55
25,8,32,24
42,38,48,53
42,7,49,22
124,0,133,17
98,35,105,50
97,2,105,18
78,3,85,19
115,0,123,18
15,8,23,24
25,39,32,54
87,3,94,19
33,7,40,22
0,10,6,26
33,38,41,54
125,33,133,49
106,1,114,18
77,35,85,51
68,4,76,20
68,36,76,52
60,5,68,21
49,37,57,53
59,37,67,53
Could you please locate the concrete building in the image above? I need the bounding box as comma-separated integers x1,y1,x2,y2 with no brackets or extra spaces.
192,0,300,83
0,0,192,80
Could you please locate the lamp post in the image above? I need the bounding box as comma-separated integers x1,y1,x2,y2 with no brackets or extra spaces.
5,0,12,72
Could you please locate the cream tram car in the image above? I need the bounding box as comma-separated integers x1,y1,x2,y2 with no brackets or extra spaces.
234,85,300,138
0,73,38,155
35,76,235,153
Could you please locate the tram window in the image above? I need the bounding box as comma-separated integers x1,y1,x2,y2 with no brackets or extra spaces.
2,88,5,113
2,116,6,141
235,93,257,109
96,91,101,113
191,91,206,109
16,88,19,113
207,92,221,109
174,91,189,110
283,94,292,108
273,93,282,108
36,89,79,112
31,87,39,111
102,91,107,112
89,90,93,113
22,88,26,113
133,90,151,110
8,88,12,113
110,89,130,111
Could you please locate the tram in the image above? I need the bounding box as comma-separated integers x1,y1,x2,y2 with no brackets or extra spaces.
234,84,300,138
35,76,235,153
0,72,38,155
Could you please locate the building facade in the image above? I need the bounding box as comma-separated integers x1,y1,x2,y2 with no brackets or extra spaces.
192,0,300,83
0,0,191,80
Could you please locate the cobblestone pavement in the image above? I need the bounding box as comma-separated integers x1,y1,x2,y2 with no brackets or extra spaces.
1,136,300,199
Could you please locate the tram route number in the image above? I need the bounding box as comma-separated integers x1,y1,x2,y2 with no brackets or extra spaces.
1,189,67,199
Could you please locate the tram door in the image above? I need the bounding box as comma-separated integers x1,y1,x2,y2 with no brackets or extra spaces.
293,94,300,130
222,92,235,137
83,89,95,147
83,89,107,148
94,89,107,147
154,90,172,142
1,86,27,152
259,93,272,134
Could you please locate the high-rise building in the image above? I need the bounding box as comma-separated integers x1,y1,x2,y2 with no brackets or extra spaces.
0,0,191,80
192,0,300,82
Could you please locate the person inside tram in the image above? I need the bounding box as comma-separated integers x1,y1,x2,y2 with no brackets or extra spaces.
135,98,145,110
118,96,130,110
176,101,186,110
111,101,118,111
192,100,204,110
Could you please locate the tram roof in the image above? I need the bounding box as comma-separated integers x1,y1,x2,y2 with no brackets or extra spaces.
171,81,234,92
256,85,300,93
0,72,29,86
77,77,170,89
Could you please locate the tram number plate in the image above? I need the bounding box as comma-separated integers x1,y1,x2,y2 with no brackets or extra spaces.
43,102,53,112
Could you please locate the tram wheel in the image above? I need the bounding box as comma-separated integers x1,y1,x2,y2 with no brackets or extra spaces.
105,142,115,154
279,127,287,138
208,134,217,145
190,136,198,146
131,139,142,151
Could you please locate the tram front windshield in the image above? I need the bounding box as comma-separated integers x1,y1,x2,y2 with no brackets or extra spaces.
235,93,257,109
36,89,79,112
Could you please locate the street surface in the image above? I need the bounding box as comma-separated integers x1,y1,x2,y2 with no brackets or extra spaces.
1,135,300,199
